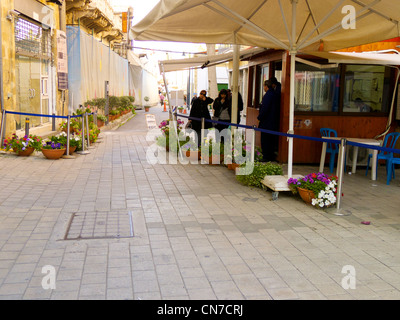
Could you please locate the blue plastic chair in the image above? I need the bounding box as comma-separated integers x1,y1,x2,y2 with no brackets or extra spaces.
387,157,400,185
365,132,400,181
320,128,339,174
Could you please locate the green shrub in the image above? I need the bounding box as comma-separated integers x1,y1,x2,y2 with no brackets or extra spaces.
120,96,132,108
97,114,107,122
109,96,121,109
236,161,283,189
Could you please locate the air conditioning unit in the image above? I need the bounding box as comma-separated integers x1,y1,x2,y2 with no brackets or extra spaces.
345,145,370,167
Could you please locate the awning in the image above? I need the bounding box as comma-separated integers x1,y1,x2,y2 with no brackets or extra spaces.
159,47,265,73
305,51,400,66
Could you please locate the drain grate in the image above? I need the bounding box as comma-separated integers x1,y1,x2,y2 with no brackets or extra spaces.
64,211,134,240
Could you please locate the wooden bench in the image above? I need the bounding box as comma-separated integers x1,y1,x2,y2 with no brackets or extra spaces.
261,175,304,200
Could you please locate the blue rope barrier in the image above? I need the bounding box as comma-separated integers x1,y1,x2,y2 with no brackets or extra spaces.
176,113,400,155
4,110,95,119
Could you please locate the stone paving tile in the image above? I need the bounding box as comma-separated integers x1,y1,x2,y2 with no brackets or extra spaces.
1,106,400,301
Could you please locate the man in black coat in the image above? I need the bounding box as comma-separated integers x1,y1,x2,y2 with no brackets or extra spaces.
258,80,280,162
188,90,213,145
227,89,243,124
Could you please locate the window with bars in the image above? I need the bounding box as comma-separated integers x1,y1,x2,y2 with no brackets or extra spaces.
14,17,51,58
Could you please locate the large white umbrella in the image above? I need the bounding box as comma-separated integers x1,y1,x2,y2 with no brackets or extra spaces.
131,0,400,177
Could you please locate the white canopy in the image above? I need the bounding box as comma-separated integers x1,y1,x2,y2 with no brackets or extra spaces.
131,0,400,52
159,47,265,73
306,51,400,66
131,0,400,178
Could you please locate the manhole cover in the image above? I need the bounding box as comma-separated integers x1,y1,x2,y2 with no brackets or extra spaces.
64,211,134,240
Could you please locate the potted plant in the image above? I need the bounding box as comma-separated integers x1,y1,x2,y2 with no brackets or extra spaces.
60,119,80,133
51,132,81,155
236,161,283,189
156,119,185,153
287,173,338,208
178,106,184,113
144,96,150,112
97,114,107,127
41,140,66,160
109,109,119,121
181,138,200,161
3,134,42,156
201,138,224,165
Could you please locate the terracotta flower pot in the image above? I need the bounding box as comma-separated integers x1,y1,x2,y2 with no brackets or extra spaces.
297,187,316,204
207,154,223,165
42,148,66,160
186,150,200,161
64,146,77,155
145,106,150,112
17,147,35,157
97,119,104,127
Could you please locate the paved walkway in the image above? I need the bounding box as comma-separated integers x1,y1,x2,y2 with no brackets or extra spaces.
1,105,400,300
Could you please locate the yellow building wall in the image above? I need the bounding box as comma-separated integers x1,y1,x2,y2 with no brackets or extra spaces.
1,0,17,134
0,0,68,137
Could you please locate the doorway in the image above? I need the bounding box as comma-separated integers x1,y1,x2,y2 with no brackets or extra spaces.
14,17,51,130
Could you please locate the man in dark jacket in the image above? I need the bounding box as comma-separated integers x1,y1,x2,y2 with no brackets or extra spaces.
257,80,280,162
188,90,213,145
227,89,243,124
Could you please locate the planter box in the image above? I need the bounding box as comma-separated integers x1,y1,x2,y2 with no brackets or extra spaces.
186,150,200,161
203,154,223,165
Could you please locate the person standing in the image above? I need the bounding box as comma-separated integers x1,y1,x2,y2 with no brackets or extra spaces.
188,90,213,145
212,89,231,145
160,93,165,106
212,89,231,132
257,80,280,162
227,89,243,124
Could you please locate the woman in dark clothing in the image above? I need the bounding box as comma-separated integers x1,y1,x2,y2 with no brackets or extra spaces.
188,90,213,145
212,89,231,134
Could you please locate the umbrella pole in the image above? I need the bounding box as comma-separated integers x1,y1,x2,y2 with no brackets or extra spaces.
231,44,240,127
287,0,297,178
288,51,296,178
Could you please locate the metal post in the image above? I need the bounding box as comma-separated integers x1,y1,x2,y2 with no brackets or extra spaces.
0,109,6,148
52,113,56,131
25,118,30,136
81,114,85,150
76,114,89,154
334,138,351,216
251,126,256,163
85,112,90,148
62,115,76,159
66,115,70,155
200,117,206,163
201,117,205,145
105,81,109,125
